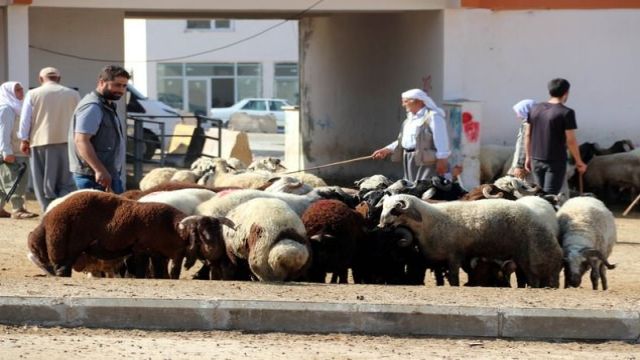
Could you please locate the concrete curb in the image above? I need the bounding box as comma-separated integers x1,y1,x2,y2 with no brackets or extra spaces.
1,296,638,341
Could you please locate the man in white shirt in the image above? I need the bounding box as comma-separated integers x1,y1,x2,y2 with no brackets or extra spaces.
372,88,450,182
18,67,80,211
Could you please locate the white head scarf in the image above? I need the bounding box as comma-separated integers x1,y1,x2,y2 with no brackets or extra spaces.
0,81,23,116
512,99,536,120
401,88,445,117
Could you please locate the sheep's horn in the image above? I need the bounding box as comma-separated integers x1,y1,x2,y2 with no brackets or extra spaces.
394,199,410,211
469,257,479,269
421,187,437,200
482,185,503,199
218,217,236,230
393,226,414,248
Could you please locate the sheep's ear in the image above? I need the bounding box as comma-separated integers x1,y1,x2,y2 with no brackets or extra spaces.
354,177,366,187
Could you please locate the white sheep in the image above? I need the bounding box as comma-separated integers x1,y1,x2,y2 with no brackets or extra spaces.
556,196,617,290
169,169,198,184
139,167,178,191
196,189,320,218
138,188,217,215
223,197,310,281
515,195,559,237
264,176,314,195
198,161,272,189
479,144,513,183
378,195,563,288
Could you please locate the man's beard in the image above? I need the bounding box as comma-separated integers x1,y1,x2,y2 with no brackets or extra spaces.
102,88,122,101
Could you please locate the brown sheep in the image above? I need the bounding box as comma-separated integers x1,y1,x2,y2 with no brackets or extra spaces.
302,200,364,283
27,191,232,278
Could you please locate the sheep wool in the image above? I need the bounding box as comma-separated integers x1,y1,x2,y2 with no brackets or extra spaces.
223,197,310,281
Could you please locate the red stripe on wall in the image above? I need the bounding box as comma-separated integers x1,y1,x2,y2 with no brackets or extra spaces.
462,0,640,9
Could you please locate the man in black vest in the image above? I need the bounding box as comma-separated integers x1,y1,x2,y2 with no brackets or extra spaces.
69,65,130,194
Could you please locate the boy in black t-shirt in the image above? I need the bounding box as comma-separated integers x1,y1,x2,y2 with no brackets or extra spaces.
524,78,587,194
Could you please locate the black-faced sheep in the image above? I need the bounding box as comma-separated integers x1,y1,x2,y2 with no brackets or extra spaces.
301,199,363,283
557,196,617,290
222,197,311,281
378,195,563,288
27,191,231,279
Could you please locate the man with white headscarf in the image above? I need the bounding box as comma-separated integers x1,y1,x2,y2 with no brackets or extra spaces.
509,99,536,179
372,88,450,182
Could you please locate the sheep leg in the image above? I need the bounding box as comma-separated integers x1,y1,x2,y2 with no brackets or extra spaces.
590,263,601,290
446,259,461,287
193,263,211,280
53,263,72,277
600,263,608,291
151,255,170,279
515,268,528,288
169,256,183,279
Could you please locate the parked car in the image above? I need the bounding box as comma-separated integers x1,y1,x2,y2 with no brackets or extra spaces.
126,84,183,160
210,98,291,130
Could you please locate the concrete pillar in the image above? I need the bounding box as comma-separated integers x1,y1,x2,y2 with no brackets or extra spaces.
299,12,444,184
6,4,29,87
262,60,274,98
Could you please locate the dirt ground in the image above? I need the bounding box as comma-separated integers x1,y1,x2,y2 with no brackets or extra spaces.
1,199,639,358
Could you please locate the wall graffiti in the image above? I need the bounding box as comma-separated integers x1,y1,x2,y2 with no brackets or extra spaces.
462,111,480,143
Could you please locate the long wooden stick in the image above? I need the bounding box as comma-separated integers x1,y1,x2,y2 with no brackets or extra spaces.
281,155,373,175
578,173,584,195
623,193,640,216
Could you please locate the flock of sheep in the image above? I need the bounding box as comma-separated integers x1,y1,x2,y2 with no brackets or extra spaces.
26,154,618,290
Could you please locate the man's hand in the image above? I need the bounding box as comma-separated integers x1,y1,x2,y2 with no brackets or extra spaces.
2,154,16,164
372,148,392,160
436,158,448,176
20,140,30,155
95,170,112,190
575,161,587,174
524,157,532,172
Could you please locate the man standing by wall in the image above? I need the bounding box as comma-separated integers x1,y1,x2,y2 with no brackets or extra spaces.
524,78,587,194
69,65,129,194
18,67,80,211
371,88,450,182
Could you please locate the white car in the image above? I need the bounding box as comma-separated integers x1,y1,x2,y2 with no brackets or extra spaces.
209,98,291,129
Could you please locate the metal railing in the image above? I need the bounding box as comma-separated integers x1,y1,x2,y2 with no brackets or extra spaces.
126,114,223,184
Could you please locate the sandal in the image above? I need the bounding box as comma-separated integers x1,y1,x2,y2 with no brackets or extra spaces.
11,209,39,219
0,209,10,218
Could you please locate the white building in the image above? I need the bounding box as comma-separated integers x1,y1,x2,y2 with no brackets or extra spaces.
125,18,299,115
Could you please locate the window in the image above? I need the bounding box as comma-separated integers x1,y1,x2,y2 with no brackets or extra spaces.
274,63,299,105
186,20,211,29
242,100,267,111
186,19,233,31
269,100,287,111
157,62,262,111
157,79,184,109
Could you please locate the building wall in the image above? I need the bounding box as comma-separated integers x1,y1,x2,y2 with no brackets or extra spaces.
444,9,640,146
300,12,443,182
28,7,125,95
0,7,6,83
124,18,149,95
132,18,298,104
